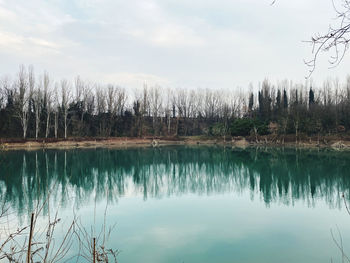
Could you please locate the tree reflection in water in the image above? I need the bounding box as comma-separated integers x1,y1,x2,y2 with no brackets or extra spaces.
0,146,349,216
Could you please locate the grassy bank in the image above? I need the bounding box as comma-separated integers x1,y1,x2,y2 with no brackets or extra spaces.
1,134,350,150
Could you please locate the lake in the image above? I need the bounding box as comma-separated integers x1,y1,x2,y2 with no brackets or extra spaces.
1,146,350,262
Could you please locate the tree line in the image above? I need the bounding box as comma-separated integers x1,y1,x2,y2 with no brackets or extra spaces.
1,65,350,140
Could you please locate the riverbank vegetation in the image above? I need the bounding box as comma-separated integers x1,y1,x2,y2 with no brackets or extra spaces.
1,65,350,141
0,170,118,262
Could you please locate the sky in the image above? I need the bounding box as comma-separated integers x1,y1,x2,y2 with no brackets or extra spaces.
0,0,350,91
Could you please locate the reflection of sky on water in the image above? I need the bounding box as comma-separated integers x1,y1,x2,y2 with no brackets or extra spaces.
73,191,350,263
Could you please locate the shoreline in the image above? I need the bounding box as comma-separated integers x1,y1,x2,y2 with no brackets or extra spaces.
1,135,350,151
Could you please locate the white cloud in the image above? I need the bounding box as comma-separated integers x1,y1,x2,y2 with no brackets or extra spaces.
0,29,78,58
128,24,205,48
92,72,170,89
27,37,61,50
0,31,23,47
0,5,16,21
0,31,59,53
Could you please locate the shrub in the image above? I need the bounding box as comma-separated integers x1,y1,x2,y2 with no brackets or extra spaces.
230,119,269,136
210,123,226,136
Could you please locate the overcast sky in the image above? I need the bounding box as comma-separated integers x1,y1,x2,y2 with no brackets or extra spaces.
1,0,350,90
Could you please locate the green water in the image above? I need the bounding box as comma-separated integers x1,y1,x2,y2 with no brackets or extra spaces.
1,146,350,262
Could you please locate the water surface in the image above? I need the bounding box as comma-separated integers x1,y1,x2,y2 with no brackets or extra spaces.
1,146,350,262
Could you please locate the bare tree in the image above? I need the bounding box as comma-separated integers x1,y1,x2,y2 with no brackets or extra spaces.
33,80,42,140
42,72,52,139
85,86,95,116
53,83,60,139
175,89,188,135
115,87,127,117
96,86,107,136
0,76,11,110
60,79,71,139
164,88,172,135
81,83,94,135
106,85,117,136
204,89,220,120
140,85,150,136
14,65,32,139
96,86,106,116
106,84,116,115
142,84,150,118
149,86,162,135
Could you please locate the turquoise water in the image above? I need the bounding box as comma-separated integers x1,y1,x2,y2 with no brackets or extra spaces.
1,146,350,262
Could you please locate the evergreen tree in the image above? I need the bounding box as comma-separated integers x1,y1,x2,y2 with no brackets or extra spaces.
283,89,288,109
309,88,315,106
248,93,254,111
276,90,281,110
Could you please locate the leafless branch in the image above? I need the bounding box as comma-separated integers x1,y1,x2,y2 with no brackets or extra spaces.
305,0,350,77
